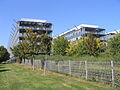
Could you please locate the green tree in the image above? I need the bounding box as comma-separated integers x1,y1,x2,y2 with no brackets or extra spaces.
11,45,22,63
23,29,39,66
11,29,39,64
0,46,10,63
66,37,106,56
84,34,106,56
85,34,98,56
75,38,86,56
52,36,68,55
11,42,29,63
40,34,52,54
66,39,86,56
66,41,75,56
96,38,106,53
11,46,19,58
108,33,120,58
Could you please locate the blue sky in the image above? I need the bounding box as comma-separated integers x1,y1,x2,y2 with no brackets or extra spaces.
0,0,120,48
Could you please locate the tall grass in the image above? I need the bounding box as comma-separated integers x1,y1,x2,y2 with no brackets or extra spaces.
35,55,116,61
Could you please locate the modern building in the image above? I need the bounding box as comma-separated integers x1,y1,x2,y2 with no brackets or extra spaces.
8,18,53,56
106,30,120,40
58,24,106,42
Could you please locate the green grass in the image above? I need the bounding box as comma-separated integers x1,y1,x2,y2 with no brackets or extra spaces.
0,63,115,90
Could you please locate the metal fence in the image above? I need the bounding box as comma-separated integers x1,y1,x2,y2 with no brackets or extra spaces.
22,59,120,88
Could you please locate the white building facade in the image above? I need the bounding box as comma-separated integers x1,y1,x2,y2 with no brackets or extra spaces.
8,18,53,57
106,30,120,40
58,24,106,42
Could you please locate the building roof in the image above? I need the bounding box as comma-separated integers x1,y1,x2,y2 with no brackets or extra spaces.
21,18,47,23
80,24,99,28
59,24,104,36
107,30,120,34
18,18,52,27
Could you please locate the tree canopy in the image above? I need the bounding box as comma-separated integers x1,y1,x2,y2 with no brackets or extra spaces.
11,41,29,63
108,33,120,56
39,34,52,54
52,36,68,55
85,34,98,56
0,46,10,63
66,34,106,56
11,29,53,64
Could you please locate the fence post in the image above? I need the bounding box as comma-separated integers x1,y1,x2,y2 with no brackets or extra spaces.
39,60,41,70
85,61,88,80
69,60,71,75
49,60,51,70
111,61,114,87
58,61,60,72
79,61,81,69
33,60,35,70
44,60,46,75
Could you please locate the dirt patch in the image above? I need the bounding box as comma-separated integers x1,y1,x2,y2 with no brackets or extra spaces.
16,63,33,69
63,83,71,88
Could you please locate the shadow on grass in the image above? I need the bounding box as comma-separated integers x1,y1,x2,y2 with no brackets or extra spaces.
0,64,12,72
0,67,6,68
0,69,11,72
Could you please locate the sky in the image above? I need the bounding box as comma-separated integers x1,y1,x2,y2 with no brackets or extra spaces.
0,0,120,48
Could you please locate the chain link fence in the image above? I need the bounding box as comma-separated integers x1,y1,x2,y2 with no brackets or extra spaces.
22,59,120,88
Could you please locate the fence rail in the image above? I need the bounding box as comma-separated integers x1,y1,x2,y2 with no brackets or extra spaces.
22,59,120,88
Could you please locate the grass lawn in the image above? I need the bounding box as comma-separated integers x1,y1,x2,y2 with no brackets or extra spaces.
0,63,115,90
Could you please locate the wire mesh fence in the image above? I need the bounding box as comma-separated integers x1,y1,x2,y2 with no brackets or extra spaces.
22,59,120,88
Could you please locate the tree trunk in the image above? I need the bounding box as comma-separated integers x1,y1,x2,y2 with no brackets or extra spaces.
32,54,35,70
19,57,22,64
23,57,25,64
31,58,33,66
